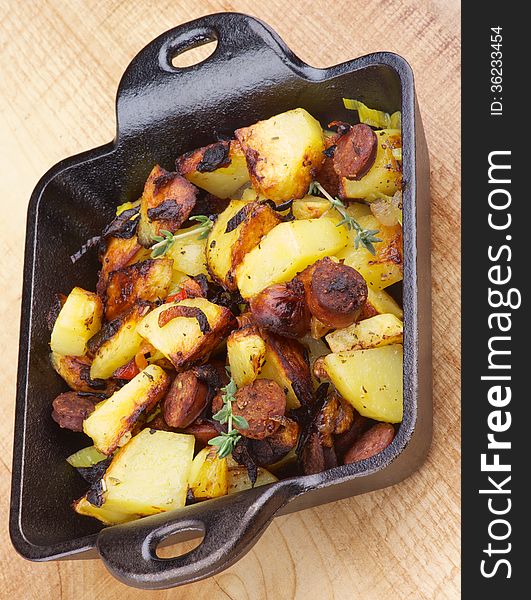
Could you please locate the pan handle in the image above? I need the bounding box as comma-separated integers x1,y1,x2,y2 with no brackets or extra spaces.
116,12,302,135
96,480,301,590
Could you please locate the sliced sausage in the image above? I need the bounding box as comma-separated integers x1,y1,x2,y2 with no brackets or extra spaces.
316,128,343,197
305,257,368,329
334,409,372,459
146,413,177,433
300,431,324,475
248,418,300,466
212,379,287,440
250,280,310,338
343,423,395,464
162,370,209,428
333,123,377,180
51,392,99,432
234,379,286,440
183,419,220,446
300,431,338,475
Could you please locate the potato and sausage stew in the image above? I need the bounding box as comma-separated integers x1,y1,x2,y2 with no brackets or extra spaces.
48,102,404,524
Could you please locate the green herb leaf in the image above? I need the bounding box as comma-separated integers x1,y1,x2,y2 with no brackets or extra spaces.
149,217,214,258
232,414,249,430
208,435,229,447
149,229,175,258
208,430,242,458
212,405,230,424
221,378,238,399
211,375,245,457
308,181,381,255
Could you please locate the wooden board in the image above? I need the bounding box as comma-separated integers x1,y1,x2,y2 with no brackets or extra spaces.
0,0,461,598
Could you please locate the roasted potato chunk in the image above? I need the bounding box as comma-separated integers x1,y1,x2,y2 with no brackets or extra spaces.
83,365,170,454
137,165,197,246
236,218,349,299
227,326,266,387
89,303,151,380
176,140,250,199
50,352,115,394
235,108,325,202
188,447,228,499
50,287,103,356
137,297,237,371
206,200,281,290
324,344,403,423
227,466,278,494
325,313,403,353
292,195,331,220
73,495,135,525
104,258,173,320
360,287,403,320
340,129,402,199
337,214,403,290
257,332,313,410
97,429,195,518
97,235,148,296
347,202,372,220
166,225,208,277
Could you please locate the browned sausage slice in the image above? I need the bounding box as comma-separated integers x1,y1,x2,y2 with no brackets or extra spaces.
250,280,310,338
333,123,378,180
51,392,99,432
343,422,395,464
303,257,368,329
315,126,344,197
145,413,177,433
162,370,209,428
300,431,338,475
183,419,220,446
334,409,371,459
300,431,324,475
248,418,300,465
232,379,287,440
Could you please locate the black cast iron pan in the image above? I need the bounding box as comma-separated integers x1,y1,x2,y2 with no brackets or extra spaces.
10,12,432,589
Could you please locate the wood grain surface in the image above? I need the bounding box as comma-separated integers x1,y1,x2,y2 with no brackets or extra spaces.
0,0,461,598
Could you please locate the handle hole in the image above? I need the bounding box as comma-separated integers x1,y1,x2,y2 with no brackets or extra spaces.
171,40,218,69
156,529,204,559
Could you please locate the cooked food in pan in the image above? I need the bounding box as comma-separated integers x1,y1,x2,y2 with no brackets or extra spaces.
48,101,404,524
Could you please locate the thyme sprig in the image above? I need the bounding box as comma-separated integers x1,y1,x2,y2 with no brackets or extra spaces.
308,181,381,255
209,374,249,458
150,215,214,258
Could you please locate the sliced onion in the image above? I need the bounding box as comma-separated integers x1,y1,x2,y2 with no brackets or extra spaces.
370,191,403,227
